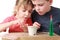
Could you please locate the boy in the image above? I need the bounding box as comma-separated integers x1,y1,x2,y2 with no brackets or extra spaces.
31,0,60,35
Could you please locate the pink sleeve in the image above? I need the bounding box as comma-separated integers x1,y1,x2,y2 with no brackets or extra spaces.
0,17,12,31
1,16,13,24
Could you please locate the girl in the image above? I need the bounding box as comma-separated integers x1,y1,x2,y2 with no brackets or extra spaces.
0,0,40,32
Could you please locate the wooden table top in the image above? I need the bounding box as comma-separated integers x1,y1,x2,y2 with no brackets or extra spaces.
0,32,60,40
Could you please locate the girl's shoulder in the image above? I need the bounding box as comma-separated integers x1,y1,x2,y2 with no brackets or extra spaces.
2,15,16,23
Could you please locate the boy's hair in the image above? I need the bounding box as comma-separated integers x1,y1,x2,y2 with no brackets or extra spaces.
31,0,49,1
46,0,49,1
14,0,34,16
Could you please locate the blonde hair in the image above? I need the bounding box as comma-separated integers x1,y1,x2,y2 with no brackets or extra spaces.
13,0,34,16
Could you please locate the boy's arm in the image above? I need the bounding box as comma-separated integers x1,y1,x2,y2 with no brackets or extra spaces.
59,25,60,28
33,22,41,28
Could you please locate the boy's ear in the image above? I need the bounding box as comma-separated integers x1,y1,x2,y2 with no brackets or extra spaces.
49,0,53,5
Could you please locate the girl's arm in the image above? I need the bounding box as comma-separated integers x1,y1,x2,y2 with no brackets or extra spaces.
0,21,13,31
0,20,19,31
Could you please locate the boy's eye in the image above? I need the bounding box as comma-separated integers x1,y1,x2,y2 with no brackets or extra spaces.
38,4,44,6
29,11,32,13
23,9,26,12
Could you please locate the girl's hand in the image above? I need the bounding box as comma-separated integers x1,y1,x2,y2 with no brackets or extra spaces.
20,24,28,32
33,22,41,28
12,19,21,24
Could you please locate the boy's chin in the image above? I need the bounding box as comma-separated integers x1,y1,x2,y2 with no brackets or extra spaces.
38,13,45,16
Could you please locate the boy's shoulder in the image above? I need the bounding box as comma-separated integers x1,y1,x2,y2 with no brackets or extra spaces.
51,6,60,12
51,6,60,15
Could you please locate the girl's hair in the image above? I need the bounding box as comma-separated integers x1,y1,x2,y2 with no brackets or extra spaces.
13,0,34,16
15,0,19,6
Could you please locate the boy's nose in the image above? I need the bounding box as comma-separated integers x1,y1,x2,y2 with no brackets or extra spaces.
36,6,40,11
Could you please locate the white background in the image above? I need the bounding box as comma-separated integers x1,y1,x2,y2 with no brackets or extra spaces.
0,0,60,22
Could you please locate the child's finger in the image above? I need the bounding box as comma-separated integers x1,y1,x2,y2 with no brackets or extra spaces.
33,22,41,28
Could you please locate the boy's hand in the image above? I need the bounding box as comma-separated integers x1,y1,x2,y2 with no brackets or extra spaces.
33,22,41,28
59,25,60,28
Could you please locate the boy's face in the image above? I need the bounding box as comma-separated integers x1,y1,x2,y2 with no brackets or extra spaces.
32,0,52,15
17,5,33,19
